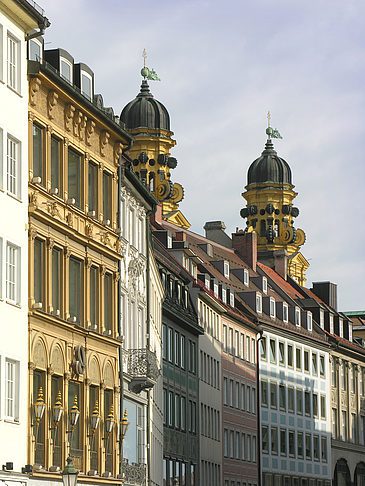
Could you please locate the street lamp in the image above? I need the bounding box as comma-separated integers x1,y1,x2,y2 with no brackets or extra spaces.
33,387,46,425
90,400,100,436
105,405,115,437
68,395,80,445
52,391,64,429
61,456,78,486
120,408,129,441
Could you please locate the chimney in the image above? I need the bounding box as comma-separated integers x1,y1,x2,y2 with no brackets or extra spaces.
203,221,232,248
150,203,163,225
175,231,186,242
274,249,288,281
232,231,257,271
312,282,338,311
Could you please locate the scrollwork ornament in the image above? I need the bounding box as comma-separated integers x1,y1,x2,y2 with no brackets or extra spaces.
65,104,75,132
47,90,58,119
29,77,41,106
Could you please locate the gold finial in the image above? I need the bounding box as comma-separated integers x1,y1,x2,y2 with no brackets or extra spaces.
267,111,271,128
142,48,147,68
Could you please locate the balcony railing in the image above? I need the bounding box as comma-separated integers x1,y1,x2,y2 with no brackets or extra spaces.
121,459,146,486
127,348,160,394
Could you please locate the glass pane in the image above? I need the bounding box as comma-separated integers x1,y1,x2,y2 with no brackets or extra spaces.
33,124,43,180
69,257,82,323
29,40,41,61
60,59,71,83
34,239,43,303
90,267,98,327
81,73,92,100
52,248,61,313
68,381,82,469
103,172,111,222
104,273,112,333
88,163,97,212
51,137,60,190
68,149,81,207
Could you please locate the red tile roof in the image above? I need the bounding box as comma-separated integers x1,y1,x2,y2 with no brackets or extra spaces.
257,262,303,301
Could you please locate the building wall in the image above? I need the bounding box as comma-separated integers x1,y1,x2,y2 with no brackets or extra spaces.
260,329,331,486
0,2,34,475
222,315,258,486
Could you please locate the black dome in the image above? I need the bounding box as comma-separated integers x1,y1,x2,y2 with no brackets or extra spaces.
120,80,170,131
247,139,292,186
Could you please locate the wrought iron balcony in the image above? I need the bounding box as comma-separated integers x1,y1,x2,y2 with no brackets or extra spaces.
121,459,146,486
127,348,160,394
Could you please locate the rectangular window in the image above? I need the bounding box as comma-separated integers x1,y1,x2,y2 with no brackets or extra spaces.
229,380,233,407
342,410,347,441
296,347,302,370
305,434,311,460
280,429,287,456
279,384,286,411
283,303,288,322
246,385,251,412
320,395,326,419
163,389,167,424
244,268,249,286
180,396,186,431
304,350,309,372
60,58,72,83
33,123,43,182
235,330,239,357
246,335,251,361
270,298,276,318
312,393,318,417
51,136,61,192
223,325,227,352
223,377,228,405
103,171,112,223
289,430,295,456
296,389,303,415
297,432,304,458
312,353,318,375
320,355,325,377
305,391,311,416
252,388,256,414
288,387,294,412
181,335,185,369
260,336,267,360
104,273,112,333
88,162,98,213
279,342,285,366
235,431,240,459
270,382,277,409
69,256,82,323
321,436,327,462
252,435,257,462
261,380,267,407
332,408,338,438
332,359,337,387
351,413,356,443
6,242,20,303
262,426,268,453
68,148,81,207
287,344,293,367
7,34,19,91
224,429,228,457
229,328,233,354
241,333,245,360
174,331,180,366
175,394,180,429
256,293,262,313
7,135,20,197
5,359,18,420
81,72,92,100
168,328,173,362
90,266,98,329
271,427,278,454
235,382,240,408
269,339,276,363
313,435,319,461
168,392,173,426
34,238,44,305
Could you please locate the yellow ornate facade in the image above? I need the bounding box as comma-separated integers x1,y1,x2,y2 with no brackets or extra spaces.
27,58,131,480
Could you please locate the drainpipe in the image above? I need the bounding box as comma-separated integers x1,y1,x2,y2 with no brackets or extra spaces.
25,20,51,41
256,326,264,486
146,212,152,485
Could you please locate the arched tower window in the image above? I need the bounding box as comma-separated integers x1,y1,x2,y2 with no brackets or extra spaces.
149,172,155,192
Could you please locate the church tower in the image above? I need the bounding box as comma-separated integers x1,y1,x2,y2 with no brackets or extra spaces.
120,63,190,229
240,121,309,286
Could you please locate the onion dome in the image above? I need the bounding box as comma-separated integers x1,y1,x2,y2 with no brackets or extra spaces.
247,139,292,186
120,80,170,131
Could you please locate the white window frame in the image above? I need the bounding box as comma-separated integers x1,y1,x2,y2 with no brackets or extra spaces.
244,268,249,286
320,309,325,329
229,290,234,307
7,134,20,198
28,38,42,62
6,242,20,304
7,32,20,92
339,318,343,338
0,24,3,82
224,261,229,278
81,70,92,100
329,314,334,334
60,57,73,84
307,311,313,331
283,303,288,323
4,358,19,421
256,293,262,313
295,307,301,327
270,298,276,319
262,276,267,294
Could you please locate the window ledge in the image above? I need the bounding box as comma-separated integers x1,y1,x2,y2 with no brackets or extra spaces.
7,85,22,98
4,418,20,424
7,192,22,203
6,300,21,308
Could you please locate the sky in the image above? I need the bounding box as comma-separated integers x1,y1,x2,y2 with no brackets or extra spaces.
38,0,365,311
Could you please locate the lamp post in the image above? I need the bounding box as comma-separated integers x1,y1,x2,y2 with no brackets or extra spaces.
61,456,78,486
52,391,64,429
33,387,46,441
89,400,100,450
120,408,129,442
104,405,115,454
68,395,80,448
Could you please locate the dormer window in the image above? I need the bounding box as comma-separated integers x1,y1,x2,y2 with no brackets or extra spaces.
222,287,226,304
60,57,72,83
229,290,235,307
307,312,313,331
176,283,181,303
29,38,42,61
213,282,218,298
224,261,229,278
160,272,166,289
320,309,325,329
256,293,262,313
349,323,353,342
81,71,92,100
262,277,267,294
295,307,301,327
244,268,249,286
329,314,334,334
184,288,188,308
339,318,343,338
167,234,172,249
270,298,276,319
204,275,210,289
283,303,288,323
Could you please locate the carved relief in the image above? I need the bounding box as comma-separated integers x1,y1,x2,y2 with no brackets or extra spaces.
86,120,95,146
85,257,92,269
104,363,114,388
33,340,47,369
73,110,83,137
29,226,38,241
79,114,87,141
100,130,110,157
89,358,100,384
29,77,41,106
114,142,123,166
100,231,112,247
64,246,71,258
47,90,59,119
85,223,93,238
46,201,62,219
65,104,75,131
66,212,73,227
29,191,39,211
51,346,64,375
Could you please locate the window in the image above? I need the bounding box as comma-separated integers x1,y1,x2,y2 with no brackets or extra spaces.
241,333,245,360
288,345,293,367
168,328,173,362
6,242,20,304
339,318,344,337
320,395,326,419
312,353,318,375
246,335,251,361
235,330,239,357
297,432,303,458
244,268,249,286
7,34,19,91
271,427,278,454
29,38,42,61
289,430,295,456
252,388,256,414
81,72,92,100
33,123,44,182
313,435,319,461
295,307,301,326
320,355,325,378
223,325,227,352
332,359,337,387
229,380,233,407
262,277,267,293
235,431,240,459
180,335,185,369
7,135,20,197
320,309,324,329
103,172,112,223
321,436,327,462
175,394,180,429
283,303,288,323
269,339,276,363
51,136,61,192
88,162,98,214
33,238,44,305
296,347,302,370
279,342,285,366
332,408,338,438
168,392,173,426
5,359,19,420
350,365,355,393
180,396,186,431
304,350,309,372
279,385,286,411
262,426,269,453
60,57,72,83
312,393,318,417
329,314,334,334
260,337,267,361
224,261,229,278
270,298,276,318
174,331,180,366
89,266,98,329
230,431,234,458
104,273,112,333
305,434,311,460
246,385,251,412
235,382,240,408
288,387,294,412
247,434,251,461
280,429,287,455
252,436,257,462
341,362,346,390
270,382,277,409
256,293,262,313
223,378,228,405
296,389,303,415
224,429,228,456
229,328,233,355
307,312,312,331
261,380,268,407
351,413,356,443
69,256,82,323
304,391,311,416
68,148,81,207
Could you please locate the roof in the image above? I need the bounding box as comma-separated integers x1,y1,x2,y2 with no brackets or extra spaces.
257,262,303,301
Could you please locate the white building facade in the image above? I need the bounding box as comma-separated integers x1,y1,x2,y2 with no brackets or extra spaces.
0,0,48,480
259,327,332,486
